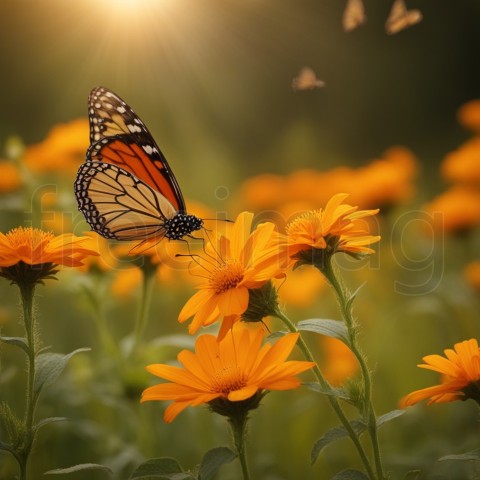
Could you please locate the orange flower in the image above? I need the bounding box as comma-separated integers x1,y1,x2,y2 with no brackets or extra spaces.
276,265,325,308
401,339,480,407
465,261,480,292
441,137,480,186
23,119,89,173
424,186,480,234
286,193,380,260
178,211,287,337
141,323,315,422
457,99,480,133
0,161,22,193
0,227,99,268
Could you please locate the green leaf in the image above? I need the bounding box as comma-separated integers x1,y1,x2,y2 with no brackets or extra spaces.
439,449,480,462
404,470,422,480
311,420,366,464
346,283,365,310
304,382,351,402
199,447,236,480
34,348,90,397
129,458,193,479
377,409,405,427
34,417,67,433
297,319,348,343
0,336,29,354
332,469,369,480
45,463,113,475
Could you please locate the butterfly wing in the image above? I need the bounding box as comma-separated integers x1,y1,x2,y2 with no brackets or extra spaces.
87,86,186,213
75,161,177,241
343,0,366,32
385,0,422,34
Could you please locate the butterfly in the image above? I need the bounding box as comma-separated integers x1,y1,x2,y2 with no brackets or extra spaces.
292,67,325,91
385,0,422,35
75,87,203,244
342,0,366,32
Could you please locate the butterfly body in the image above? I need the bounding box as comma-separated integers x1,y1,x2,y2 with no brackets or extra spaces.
75,87,203,243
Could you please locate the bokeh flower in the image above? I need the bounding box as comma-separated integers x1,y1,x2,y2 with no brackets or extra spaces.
441,137,480,186
321,337,359,387
0,160,22,193
424,186,480,234
457,99,480,133
286,193,380,266
178,211,287,337
141,323,315,422
401,339,480,407
23,119,89,173
465,261,480,292
0,227,99,284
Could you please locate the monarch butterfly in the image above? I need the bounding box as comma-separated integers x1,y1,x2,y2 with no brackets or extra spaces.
385,0,422,35
292,67,325,91
74,87,203,244
342,0,366,32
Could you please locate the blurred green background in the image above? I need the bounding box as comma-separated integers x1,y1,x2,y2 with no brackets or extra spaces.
1,0,480,195
1,1,480,479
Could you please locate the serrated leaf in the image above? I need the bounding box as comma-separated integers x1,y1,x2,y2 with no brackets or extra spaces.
297,319,348,343
199,447,236,480
439,449,480,462
34,348,90,397
34,417,67,433
304,382,351,402
332,469,369,480
0,336,29,354
377,409,405,427
129,458,193,479
311,420,366,464
45,463,113,475
404,470,422,480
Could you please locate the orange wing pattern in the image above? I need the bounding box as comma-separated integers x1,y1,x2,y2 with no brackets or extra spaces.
87,86,186,213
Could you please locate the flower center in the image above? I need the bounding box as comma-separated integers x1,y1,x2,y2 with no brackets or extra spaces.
210,365,248,395
209,259,244,294
6,227,53,249
286,210,322,239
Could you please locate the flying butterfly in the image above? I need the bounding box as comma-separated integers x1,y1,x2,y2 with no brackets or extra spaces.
342,0,366,32
385,0,422,35
292,67,325,91
74,87,203,245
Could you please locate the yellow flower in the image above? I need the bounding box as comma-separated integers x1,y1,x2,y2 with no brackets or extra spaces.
0,161,22,193
0,227,99,268
23,119,89,173
441,137,480,186
141,323,315,422
286,193,381,260
424,186,480,234
401,339,480,407
178,211,287,337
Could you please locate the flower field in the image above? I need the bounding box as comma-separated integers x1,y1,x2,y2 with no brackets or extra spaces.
0,1,479,479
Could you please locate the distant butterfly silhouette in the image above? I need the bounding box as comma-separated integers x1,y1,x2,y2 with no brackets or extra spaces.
74,87,203,244
292,67,325,91
385,0,422,35
342,0,366,32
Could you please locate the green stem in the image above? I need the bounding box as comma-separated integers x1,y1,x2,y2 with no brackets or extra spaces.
229,411,251,480
18,282,37,480
320,256,384,480
130,267,156,357
273,309,376,480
